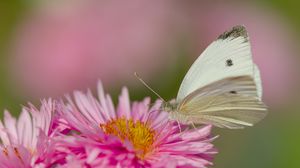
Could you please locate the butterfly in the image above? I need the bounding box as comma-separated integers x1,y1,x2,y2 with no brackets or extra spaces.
136,25,267,129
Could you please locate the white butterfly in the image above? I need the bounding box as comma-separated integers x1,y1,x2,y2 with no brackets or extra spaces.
136,25,267,129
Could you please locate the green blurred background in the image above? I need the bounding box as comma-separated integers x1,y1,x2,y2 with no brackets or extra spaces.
0,1,299,167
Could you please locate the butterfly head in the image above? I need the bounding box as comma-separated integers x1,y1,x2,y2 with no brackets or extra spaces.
161,101,188,124
161,101,178,113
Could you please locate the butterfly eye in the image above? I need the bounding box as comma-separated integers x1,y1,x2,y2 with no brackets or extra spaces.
226,59,233,67
229,90,237,94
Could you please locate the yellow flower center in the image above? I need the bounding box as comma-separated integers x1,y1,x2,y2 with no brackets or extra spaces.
100,117,156,159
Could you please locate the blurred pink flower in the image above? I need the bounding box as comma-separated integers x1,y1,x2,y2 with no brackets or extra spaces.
0,100,61,167
11,0,182,98
187,1,298,106
58,82,217,167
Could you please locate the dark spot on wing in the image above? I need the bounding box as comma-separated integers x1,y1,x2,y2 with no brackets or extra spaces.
229,91,237,94
218,25,248,41
226,59,233,66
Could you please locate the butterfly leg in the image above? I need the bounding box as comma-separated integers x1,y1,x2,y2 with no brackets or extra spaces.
176,120,182,133
190,122,211,137
145,109,160,124
146,102,156,107
148,109,159,117
191,122,198,131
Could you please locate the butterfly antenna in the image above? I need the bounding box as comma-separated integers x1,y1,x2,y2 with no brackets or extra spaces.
134,72,167,103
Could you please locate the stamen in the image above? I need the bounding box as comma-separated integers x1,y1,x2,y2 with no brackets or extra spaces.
100,117,156,159
2,147,24,163
2,147,8,156
14,147,24,163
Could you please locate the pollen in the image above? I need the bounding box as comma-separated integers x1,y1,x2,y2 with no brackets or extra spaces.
100,117,156,159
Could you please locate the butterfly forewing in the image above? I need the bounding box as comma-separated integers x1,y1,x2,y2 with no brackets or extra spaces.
177,26,259,102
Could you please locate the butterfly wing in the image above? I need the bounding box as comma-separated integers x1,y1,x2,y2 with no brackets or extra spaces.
253,64,262,99
177,25,260,102
177,76,267,129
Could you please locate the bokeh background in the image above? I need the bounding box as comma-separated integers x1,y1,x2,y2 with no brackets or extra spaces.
0,0,299,167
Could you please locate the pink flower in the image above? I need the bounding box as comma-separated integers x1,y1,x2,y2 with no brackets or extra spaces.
0,99,62,167
11,0,181,98
0,81,217,167
58,82,217,167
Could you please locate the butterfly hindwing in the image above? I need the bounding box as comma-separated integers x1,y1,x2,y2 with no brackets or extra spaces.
253,64,263,99
177,76,267,129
